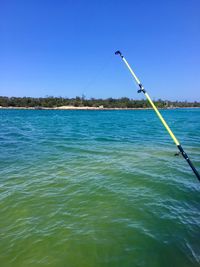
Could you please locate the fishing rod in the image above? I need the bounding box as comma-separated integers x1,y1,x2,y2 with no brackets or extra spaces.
115,50,200,182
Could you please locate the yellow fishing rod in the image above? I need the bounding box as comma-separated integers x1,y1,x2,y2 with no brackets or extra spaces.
115,50,200,182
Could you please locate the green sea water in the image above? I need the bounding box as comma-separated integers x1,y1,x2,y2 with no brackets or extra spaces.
0,109,200,267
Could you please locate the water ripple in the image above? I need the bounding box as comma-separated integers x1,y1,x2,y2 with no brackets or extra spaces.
0,109,200,267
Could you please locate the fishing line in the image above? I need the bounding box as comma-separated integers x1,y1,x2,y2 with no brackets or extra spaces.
82,54,114,97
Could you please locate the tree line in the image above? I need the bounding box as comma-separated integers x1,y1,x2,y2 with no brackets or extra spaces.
0,96,199,108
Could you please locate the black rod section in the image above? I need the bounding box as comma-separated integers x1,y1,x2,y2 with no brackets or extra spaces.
177,145,200,181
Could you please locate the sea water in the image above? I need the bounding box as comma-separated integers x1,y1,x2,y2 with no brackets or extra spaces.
0,109,200,267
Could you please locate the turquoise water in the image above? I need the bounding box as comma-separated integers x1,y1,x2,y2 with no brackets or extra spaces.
0,109,200,267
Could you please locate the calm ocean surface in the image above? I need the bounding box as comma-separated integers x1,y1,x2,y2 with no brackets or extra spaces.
0,109,200,267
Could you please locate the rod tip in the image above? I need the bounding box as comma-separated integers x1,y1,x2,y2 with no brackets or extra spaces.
115,50,123,57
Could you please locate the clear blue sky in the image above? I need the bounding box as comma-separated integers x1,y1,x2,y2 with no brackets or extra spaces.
1,0,200,101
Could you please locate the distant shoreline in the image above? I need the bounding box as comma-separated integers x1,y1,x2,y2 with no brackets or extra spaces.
0,106,200,110
1,97,199,109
